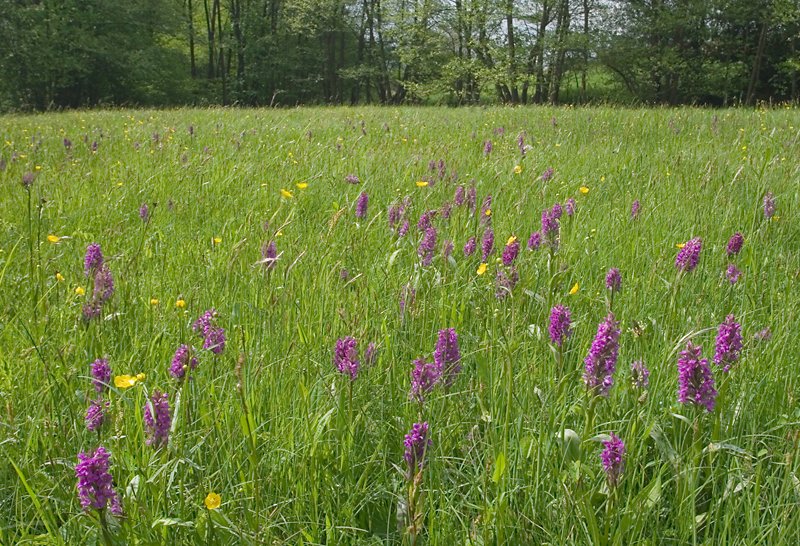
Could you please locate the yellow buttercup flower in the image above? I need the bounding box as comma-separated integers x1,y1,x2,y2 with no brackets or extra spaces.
135,373,146,381
47,234,61,243
569,282,580,295
477,263,487,275
150,298,159,306
75,286,85,296
579,186,589,195
484,208,492,217
175,298,186,309
213,237,222,244
416,181,428,188
55,272,64,282
280,189,293,198
513,165,522,174
296,182,308,189
506,236,517,246
204,492,221,510
114,375,140,389
675,243,686,249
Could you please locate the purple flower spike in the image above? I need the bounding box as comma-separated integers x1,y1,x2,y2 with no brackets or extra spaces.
630,360,650,389
193,309,226,354
677,342,717,412
726,263,741,284
404,422,431,477
605,268,622,292
763,192,776,219
139,203,149,222
410,358,441,402
334,336,360,380
495,267,519,299
418,226,437,266
549,305,572,347
454,186,465,206
528,232,541,250
345,174,360,185
583,313,621,397
467,186,477,214
144,390,171,448
91,358,111,393
714,314,742,372
84,243,104,277
631,200,640,219
170,344,198,380
434,328,461,387
463,237,477,257
22,172,35,189
85,399,109,432
483,140,493,156
94,264,114,303
481,228,494,261
726,232,744,256
502,238,520,266
600,433,625,488
541,167,554,182
76,446,119,512
355,192,368,219
675,237,702,272
398,220,410,238
541,207,560,249
565,198,576,216
261,240,278,270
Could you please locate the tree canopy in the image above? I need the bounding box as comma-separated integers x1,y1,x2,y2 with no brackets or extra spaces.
1,0,797,110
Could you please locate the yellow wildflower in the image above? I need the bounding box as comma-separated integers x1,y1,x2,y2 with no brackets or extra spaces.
150,298,159,306
55,272,64,282
675,243,685,249
484,208,492,217
75,286,85,296
296,182,308,189
513,165,522,174
569,282,580,295
506,236,517,246
579,186,589,195
175,298,186,309
213,237,222,245
416,181,428,188
204,492,221,510
477,263,487,275
47,234,61,244
280,189,293,198
114,375,140,389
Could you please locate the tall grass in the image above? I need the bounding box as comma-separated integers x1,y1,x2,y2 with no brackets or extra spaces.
0,105,798,544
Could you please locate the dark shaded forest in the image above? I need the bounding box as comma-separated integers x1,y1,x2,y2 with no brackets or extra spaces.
1,0,797,110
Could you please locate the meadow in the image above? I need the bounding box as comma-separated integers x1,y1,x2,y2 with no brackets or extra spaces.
0,106,798,545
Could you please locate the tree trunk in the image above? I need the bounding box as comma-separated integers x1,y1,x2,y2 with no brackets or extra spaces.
746,19,768,106
188,0,197,77
506,0,519,103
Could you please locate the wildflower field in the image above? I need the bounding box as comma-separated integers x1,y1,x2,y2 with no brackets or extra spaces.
1,106,799,544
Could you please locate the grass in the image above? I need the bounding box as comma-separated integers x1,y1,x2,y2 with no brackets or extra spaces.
0,105,798,544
